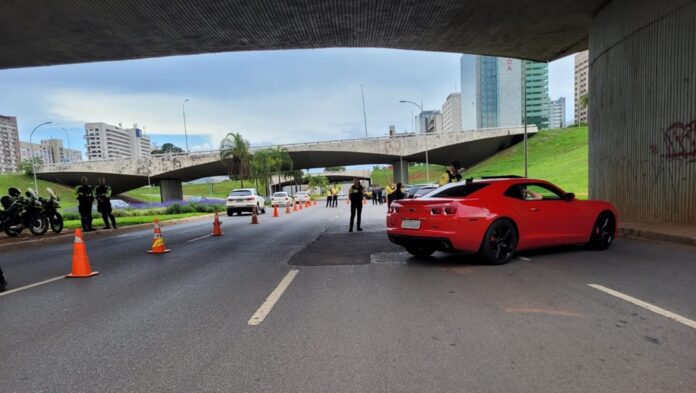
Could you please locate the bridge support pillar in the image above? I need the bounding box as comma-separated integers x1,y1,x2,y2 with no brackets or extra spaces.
159,179,183,202
392,159,409,185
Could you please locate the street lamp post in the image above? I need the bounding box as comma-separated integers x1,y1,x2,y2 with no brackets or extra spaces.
182,98,190,153
522,62,528,178
399,100,429,183
29,121,53,196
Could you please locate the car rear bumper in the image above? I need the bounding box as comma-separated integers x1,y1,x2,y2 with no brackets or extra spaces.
387,234,455,252
226,205,256,212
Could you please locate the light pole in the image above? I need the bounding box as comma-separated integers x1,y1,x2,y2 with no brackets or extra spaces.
399,100,430,183
29,121,52,195
182,98,190,153
60,127,72,162
522,61,528,178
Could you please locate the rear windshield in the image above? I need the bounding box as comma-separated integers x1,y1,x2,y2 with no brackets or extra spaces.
296,192,307,195
273,192,288,197
230,190,252,196
428,182,490,198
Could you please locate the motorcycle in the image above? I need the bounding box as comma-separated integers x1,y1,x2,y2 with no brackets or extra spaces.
40,188,64,233
0,188,49,237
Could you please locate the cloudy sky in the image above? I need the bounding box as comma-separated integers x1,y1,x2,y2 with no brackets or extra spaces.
0,49,575,154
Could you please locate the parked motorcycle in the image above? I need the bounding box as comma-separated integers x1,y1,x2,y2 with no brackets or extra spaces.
0,188,49,237
40,188,64,233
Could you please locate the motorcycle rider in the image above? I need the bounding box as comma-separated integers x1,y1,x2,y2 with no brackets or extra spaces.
95,177,117,229
75,176,96,232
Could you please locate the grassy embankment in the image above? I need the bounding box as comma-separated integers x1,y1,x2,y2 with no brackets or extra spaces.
372,126,588,196
126,179,267,202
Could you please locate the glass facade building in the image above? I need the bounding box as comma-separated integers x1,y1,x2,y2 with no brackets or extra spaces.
524,61,549,129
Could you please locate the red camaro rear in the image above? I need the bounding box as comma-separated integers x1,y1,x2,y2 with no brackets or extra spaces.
386,178,618,264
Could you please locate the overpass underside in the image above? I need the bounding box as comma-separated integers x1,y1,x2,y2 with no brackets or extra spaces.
12,0,696,222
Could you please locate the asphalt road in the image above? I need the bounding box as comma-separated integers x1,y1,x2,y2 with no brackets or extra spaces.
0,202,694,392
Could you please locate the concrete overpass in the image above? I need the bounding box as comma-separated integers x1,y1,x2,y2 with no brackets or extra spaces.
36,126,535,200
271,170,372,194
4,0,695,222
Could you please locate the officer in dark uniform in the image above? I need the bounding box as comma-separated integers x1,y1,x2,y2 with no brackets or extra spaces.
0,266,7,292
95,177,117,229
75,176,95,232
348,178,366,232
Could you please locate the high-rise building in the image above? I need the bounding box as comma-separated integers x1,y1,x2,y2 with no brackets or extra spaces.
0,115,21,173
549,97,566,129
441,93,461,132
574,50,589,124
84,122,151,160
524,61,549,129
416,110,442,134
41,139,82,163
20,141,53,165
460,55,523,129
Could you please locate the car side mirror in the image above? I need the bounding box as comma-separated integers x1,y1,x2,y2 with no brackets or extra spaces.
564,192,575,201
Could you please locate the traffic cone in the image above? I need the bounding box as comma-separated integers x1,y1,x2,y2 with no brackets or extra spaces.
273,204,279,217
212,211,223,236
251,206,259,224
313,200,317,206
66,229,99,278
147,218,170,254
299,202,303,210
293,201,298,212
285,205,291,214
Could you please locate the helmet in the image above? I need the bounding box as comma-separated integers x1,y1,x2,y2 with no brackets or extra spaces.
8,187,21,197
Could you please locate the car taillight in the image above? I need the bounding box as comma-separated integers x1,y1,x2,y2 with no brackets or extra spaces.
246,197,254,201
389,205,401,213
430,204,458,215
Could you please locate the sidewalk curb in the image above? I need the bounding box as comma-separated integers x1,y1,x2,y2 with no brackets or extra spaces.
0,213,216,253
618,226,696,247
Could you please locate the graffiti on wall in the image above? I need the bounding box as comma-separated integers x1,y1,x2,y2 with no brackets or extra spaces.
652,119,696,162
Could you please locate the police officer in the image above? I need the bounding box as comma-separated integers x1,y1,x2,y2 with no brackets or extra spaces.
96,177,117,229
348,178,366,232
438,160,465,186
0,266,7,292
75,176,95,232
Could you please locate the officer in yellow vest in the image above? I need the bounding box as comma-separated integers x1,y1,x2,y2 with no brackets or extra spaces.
438,160,465,186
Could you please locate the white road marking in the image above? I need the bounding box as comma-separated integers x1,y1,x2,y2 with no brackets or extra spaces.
186,234,212,243
0,276,64,297
248,270,299,326
517,256,531,261
588,284,696,329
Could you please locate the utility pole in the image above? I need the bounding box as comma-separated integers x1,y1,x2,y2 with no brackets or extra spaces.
523,61,528,178
183,98,190,152
361,85,368,138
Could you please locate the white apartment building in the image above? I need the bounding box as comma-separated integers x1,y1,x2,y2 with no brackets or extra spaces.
85,122,151,160
41,139,82,163
441,93,462,132
575,50,589,124
20,141,53,165
549,97,567,129
0,115,21,173
417,110,443,134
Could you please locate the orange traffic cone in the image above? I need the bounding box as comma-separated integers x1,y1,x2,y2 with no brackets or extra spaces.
299,202,303,210
313,200,317,206
147,218,170,254
251,206,259,224
293,201,298,212
66,229,99,278
273,204,279,217
285,205,291,214
212,211,223,236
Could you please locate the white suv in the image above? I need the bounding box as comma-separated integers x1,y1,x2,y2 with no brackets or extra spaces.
226,188,266,216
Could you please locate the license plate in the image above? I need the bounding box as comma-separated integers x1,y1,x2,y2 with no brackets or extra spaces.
401,219,421,229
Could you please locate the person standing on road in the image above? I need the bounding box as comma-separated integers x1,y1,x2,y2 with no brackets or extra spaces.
348,178,366,232
0,266,7,292
325,188,332,208
95,177,117,229
75,176,95,232
371,185,379,205
331,184,339,208
386,183,395,208
438,160,465,186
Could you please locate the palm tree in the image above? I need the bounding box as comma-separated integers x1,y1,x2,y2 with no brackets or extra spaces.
219,132,250,187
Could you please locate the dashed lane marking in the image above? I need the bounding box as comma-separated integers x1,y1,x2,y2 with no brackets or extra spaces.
517,256,531,261
186,234,212,243
248,270,299,326
0,276,64,298
588,284,696,329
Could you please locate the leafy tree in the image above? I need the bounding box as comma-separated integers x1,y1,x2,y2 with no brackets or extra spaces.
19,157,43,175
307,175,329,195
151,143,184,155
220,132,251,187
324,166,346,172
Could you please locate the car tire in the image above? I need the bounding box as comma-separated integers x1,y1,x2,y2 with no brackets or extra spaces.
479,219,518,265
405,245,435,258
227,209,233,217
587,212,615,250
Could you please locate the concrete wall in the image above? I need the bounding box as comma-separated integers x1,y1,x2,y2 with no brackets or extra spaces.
589,0,696,223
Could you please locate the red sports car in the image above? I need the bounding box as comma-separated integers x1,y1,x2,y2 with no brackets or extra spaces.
386,177,618,264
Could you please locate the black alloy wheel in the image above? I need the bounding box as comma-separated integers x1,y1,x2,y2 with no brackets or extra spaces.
588,212,615,250
480,219,518,265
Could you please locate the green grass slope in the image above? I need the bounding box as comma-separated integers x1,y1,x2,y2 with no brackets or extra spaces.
126,179,268,202
0,173,78,208
463,126,588,196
